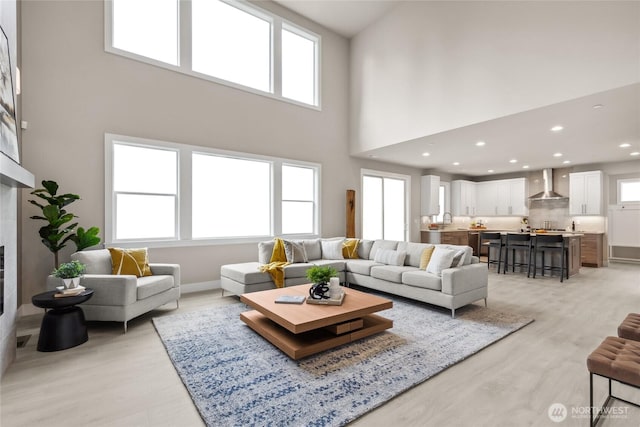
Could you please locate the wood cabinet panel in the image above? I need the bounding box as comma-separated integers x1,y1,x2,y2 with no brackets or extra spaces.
421,231,469,246
580,233,603,267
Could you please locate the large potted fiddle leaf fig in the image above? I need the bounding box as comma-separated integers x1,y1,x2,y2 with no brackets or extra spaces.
29,180,102,268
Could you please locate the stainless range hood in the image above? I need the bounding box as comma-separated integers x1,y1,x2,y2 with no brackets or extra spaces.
529,168,568,200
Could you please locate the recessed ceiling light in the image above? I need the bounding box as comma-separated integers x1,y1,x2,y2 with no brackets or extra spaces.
488,169,494,173
631,152,640,156
553,152,563,157
422,152,430,157
619,143,631,148
522,165,530,169
453,162,460,166
563,160,571,164
509,159,517,163
593,104,604,109
476,141,486,147
551,125,564,132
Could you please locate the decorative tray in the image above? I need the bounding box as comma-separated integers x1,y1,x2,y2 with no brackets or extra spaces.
306,292,345,306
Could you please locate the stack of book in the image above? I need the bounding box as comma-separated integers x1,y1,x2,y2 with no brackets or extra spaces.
55,285,86,298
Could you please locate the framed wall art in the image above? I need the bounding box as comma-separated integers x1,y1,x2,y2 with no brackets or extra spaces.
0,25,18,163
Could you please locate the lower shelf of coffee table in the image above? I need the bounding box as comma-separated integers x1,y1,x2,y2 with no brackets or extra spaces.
240,310,393,360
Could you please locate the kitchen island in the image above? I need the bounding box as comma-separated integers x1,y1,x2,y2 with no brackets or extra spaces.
422,229,582,277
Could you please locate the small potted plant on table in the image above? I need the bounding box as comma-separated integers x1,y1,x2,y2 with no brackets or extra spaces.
306,266,338,300
52,260,86,289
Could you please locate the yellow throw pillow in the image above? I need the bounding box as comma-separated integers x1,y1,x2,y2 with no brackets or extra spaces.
108,247,153,277
342,239,360,259
419,246,436,270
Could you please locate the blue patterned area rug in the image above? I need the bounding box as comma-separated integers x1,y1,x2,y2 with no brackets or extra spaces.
153,297,533,427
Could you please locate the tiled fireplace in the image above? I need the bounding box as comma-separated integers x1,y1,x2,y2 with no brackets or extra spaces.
0,156,34,378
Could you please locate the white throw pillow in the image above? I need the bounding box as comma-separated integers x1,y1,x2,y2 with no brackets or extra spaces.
373,249,407,266
426,247,457,276
321,239,345,260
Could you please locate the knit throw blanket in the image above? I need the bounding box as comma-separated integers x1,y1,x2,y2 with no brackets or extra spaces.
259,238,290,288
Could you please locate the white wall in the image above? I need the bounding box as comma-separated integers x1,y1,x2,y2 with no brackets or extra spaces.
351,1,640,153
19,1,423,301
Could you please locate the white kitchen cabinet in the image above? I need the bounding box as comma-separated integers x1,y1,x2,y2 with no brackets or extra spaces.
475,178,528,216
476,181,498,215
570,171,603,215
452,180,476,216
421,175,440,216
506,178,528,216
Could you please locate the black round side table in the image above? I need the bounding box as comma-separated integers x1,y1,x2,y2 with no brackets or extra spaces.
31,289,94,352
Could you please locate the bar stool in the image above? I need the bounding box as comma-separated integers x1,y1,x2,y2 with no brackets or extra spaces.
479,232,504,271
503,233,532,277
532,234,568,282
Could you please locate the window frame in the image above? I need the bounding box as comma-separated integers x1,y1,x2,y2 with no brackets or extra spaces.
281,163,320,236
105,133,322,248
618,178,640,204
104,0,321,110
360,169,411,242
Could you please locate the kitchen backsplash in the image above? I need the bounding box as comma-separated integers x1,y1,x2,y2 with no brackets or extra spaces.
422,202,605,232
528,199,571,230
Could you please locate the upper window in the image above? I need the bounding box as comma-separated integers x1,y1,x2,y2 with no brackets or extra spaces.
112,0,179,65
192,0,272,92
105,134,321,246
105,0,320,108
619,179,640,203
282,24,317,105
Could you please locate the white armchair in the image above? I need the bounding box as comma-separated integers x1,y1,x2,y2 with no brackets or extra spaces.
47,249,180,332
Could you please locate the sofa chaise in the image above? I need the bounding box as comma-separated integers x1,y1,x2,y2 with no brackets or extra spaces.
221,238,488,317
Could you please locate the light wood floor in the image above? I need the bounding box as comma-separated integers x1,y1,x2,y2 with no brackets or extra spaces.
2,263,640,427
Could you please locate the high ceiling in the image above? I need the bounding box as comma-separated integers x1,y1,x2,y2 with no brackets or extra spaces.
356,83,640,177
274,1,640,176
274,0,399,38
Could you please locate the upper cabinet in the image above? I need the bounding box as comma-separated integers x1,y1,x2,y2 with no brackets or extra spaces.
570,171,603,215
475,178,528,216
451,180,476,216
500,178,528,216
421,175,440,216
476,182,498,216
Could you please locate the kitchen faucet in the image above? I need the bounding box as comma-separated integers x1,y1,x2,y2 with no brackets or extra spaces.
442,212,452,226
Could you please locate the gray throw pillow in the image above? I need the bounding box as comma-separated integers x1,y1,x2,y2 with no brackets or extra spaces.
373,249,407,266
258,241,275,264
283,240,308,263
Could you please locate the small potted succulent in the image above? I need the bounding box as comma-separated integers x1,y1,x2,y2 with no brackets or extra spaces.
306,266,338,300
52,260,86,289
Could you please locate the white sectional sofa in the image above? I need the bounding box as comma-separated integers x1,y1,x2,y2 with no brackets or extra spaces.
220,238,488,317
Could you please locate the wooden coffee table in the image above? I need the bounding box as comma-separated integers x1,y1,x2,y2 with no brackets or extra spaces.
240,284,393,360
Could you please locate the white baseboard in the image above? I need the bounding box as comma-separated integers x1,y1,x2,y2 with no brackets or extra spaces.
18,303,41,317
181,280,220,294
18,280,221,318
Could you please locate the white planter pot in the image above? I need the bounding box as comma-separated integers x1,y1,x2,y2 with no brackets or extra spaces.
62,277,79,289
